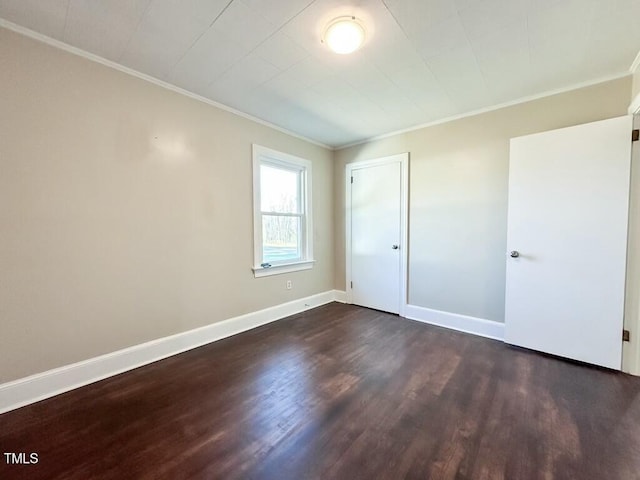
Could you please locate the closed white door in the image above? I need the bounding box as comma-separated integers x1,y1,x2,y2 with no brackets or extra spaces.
348,156,406,314
505,115,633,369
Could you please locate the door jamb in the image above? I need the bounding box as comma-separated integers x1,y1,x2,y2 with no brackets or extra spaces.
625,112,640,376
345,153,409,316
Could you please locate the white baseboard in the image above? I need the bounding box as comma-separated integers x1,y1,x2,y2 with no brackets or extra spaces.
404,304,505,341
0,290,338,414
333,290,347,303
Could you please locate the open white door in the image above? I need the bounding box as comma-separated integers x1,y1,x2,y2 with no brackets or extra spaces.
346,154,408,315
505,115,633,369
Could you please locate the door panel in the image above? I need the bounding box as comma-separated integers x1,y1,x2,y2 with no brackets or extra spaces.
351,161,401,314
505,115,632,369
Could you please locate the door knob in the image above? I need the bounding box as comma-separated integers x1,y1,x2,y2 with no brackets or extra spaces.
392,245,399,250
510,251,520,258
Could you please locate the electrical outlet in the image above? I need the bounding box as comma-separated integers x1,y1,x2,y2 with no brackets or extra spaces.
286,280,292,290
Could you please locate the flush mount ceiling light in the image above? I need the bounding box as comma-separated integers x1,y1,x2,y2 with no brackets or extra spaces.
322,16,366,54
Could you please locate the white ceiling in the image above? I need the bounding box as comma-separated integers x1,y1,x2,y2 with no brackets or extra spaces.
1,0,639,148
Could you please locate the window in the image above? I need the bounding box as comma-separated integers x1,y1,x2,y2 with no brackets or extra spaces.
252,145,313,277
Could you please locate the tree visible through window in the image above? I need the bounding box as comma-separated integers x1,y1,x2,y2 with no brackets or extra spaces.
260,163,302,263
252,145,313,277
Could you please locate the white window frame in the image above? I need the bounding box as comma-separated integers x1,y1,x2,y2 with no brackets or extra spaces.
252,144,314,278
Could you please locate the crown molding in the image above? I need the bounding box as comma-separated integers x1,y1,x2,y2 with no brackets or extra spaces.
1,17,636,152
336,72,632,150
0,19,332,151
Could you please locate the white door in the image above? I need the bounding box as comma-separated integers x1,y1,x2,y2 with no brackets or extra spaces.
348,154,407,314
505,115,633,369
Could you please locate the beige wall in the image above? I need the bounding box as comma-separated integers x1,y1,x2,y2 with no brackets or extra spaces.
335,76,632,323
632,49,640,107
1,24,636,384
0,28,334,383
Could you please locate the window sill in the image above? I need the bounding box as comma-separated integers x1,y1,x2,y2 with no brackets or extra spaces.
252,260,315,278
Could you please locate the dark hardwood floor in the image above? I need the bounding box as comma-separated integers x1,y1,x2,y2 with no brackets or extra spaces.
1,302,639,479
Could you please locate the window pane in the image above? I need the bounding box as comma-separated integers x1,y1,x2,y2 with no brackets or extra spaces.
262,215,301,263
260,164,300,213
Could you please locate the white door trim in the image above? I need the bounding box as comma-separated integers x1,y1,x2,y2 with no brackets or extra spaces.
625,114,640,376
345,153,409,316
629,92,640,115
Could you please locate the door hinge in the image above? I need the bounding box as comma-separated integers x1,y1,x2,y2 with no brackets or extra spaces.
351,176,354,184
350,281,353,288
623,329,630,342
633,129,639,142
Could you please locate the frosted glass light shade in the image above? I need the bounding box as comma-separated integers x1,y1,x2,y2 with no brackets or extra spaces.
323,17,365,54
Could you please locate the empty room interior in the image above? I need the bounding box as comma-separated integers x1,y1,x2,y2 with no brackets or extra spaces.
1,0,640,479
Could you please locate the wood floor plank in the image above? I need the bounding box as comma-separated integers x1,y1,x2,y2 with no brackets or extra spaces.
1,302,639,479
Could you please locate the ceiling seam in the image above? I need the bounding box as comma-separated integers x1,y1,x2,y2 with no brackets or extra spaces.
115,0,156,63
209,0,237,28
62,0,71,40
379,0,456,114
165,0,320,97
525,3,532,73
335,71,631,150
0,19,333,150
329,3,432,129
201,0,320,93
452,4,493,106
3,1,637,148
163,0,237,79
